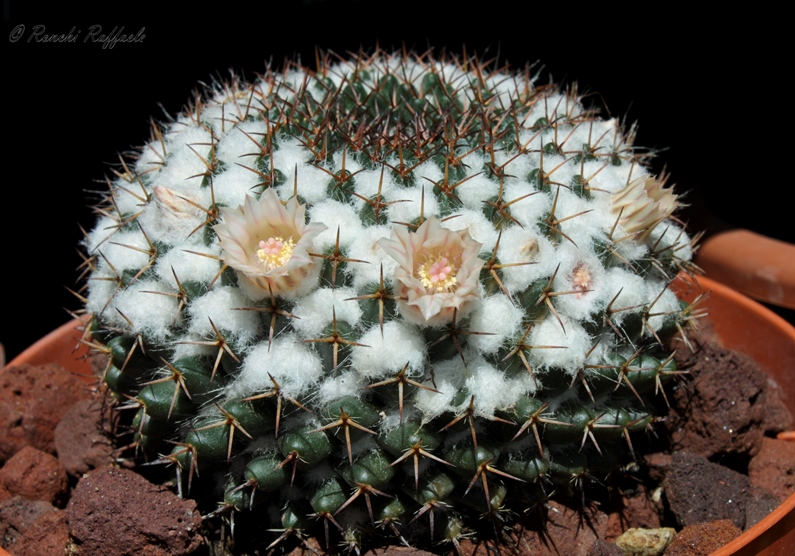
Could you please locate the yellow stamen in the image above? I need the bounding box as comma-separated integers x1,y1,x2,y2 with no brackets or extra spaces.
257,236,295,271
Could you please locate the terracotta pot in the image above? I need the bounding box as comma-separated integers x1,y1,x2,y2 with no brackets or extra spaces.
2,277,794,556
8,318,94,380
696,229,795,310
671,275,795,556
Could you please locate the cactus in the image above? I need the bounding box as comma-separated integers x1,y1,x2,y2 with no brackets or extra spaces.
80,50,698,551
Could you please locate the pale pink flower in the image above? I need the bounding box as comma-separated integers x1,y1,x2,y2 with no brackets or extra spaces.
152,185,204,234
214,190,326,296
379,217,485,325
611,175,678,241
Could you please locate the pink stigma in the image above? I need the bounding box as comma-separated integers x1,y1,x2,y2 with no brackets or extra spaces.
259,238,284,256
428,257,452,283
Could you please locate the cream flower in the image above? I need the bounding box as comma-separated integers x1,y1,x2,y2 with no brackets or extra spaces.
214,189,326,296
611,175,678,241
152,185,204,234
378,217,484,325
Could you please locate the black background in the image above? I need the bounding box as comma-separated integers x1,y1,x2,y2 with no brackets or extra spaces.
3,2,790,361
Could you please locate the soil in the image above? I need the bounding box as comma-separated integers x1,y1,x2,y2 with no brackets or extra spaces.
0,322,793,556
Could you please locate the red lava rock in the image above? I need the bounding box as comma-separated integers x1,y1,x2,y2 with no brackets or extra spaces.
286,536,322,555
457,500,609,556
0,363,91,463
0,496,57,549
642,452,671,484
0,446,68,505
664,451,750,530
54,398,115,476
0,482,10,503
66,465,204,556
761,376,794,435
367,547,436,555
11,509,69,556
605,485,662,541
748,436,795,502
668,341,771,461
745,486,780,529
586,539,624,556
664,519,741,556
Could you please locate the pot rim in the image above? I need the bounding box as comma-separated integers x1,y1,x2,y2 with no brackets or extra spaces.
695,229,795,310
8,316,93,381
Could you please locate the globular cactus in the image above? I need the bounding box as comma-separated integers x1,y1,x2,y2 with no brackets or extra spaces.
81,50,698,551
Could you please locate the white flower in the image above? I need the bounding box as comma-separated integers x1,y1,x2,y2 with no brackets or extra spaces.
611,175,678,241
378,217,484,325
214,189,326,295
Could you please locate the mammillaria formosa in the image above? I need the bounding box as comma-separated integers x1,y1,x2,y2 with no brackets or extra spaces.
80,50,699,551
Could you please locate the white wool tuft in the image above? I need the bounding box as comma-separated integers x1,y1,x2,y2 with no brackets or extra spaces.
109,178,147,216
215,120,268,164
496,226,554,293
383,184,439,225
494,146,536,180
467,294,524,355
308,200,364,251
610,234,649,263
601,268,648,325
171,334,216,360
413,159,444,189
591,160,646,195
210,163,262,209
135,188,210,242
107,279,179,342
645,286,681,333
351,321,426,380
85,216,121,254
156,126,214,189
528,316,592,374
507,372,540,398
187,286,261,346
649,222,694,263
229,334,323,400
316,372,366,406
85,269,120,319
453,164,498,211
272,139,327,204
412,357,464,422
278,158,335,206
155,244,223,290
346,225,398,290
552,188,612,248
134,140,166,177
290,287,362,339
352,167,396,203
501,182,549,229
584,337,612,369
95,229,152,272
463,357,515,417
